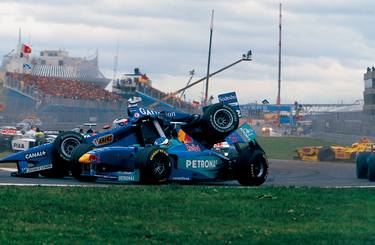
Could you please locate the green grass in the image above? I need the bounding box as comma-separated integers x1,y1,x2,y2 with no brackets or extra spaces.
0,186,374,244
257,136,337,160
0,151,16,168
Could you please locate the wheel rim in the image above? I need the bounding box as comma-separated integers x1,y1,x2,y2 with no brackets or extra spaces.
151,154,169,178
213,109,234,130
61,137,81,158
251,158,265,177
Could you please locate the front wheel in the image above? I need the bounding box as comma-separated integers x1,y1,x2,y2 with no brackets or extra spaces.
236,150,269,186
136,146,172,184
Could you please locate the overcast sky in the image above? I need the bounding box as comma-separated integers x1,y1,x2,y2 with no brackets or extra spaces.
0,0,374,104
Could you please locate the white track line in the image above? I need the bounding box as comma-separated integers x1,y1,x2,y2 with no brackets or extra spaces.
0,168,17,172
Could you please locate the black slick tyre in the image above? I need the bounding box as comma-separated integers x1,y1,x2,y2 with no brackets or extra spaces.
356,152,371,179
317,146,335,161
41,131,86,178
200,103,239,148
367,154,375,181
236,149,269,186
203,103,239,135
53,131,86,162
136,146,172,184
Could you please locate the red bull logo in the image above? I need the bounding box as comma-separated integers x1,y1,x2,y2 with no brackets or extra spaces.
178,129,193,144
186,144,201,152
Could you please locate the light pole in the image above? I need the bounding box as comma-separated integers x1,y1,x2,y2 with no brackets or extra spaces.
149,51,252,109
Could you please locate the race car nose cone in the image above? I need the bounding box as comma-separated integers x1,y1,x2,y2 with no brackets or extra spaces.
79,153,98,164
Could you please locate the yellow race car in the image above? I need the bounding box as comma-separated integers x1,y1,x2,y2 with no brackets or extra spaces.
295,139,374,162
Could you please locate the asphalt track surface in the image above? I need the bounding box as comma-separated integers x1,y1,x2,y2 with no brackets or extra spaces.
0,159,373,188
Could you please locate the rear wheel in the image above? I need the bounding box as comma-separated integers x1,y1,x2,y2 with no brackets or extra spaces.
54,131,86,162
356,152,371,179
317,146,335,161
203,103,239,134
136,146,172,184
236,149,269,186
189,103,239,148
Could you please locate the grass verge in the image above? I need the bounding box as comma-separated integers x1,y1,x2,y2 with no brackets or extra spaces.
0,151,16,168
0,186,374,244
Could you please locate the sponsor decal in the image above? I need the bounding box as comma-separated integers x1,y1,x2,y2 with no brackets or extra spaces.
185,144,201,152
25,164,53,173
134,112,140,118
218,94,238,102
165,111,176,117
228,134,239,144
218,92,242,118
13,142,26,149
1,129,17,135
185,159,218,169
25,150,47,160
178,129,193,144
139,108,159,116
172,177,190,181
150,149,167,160
93,134,114,146
118,175,135,181
238,124,256,141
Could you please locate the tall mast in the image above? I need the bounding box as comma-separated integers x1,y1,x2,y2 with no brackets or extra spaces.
204,9,214,106
113,40,119,81
17,28,21,56
17,28,22,73
276,3,282,105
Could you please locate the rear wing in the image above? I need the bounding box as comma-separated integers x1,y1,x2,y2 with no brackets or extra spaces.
218,92,242,118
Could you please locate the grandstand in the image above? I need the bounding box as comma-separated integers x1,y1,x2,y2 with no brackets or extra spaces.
0,47,199,130
2,72,125,129
112,68,198,113
3,49,108,87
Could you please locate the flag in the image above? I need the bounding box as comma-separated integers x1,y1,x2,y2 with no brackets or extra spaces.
22,44,32,53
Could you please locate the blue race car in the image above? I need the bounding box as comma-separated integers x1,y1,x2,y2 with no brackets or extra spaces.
0,93,269,185
75,123,268,186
